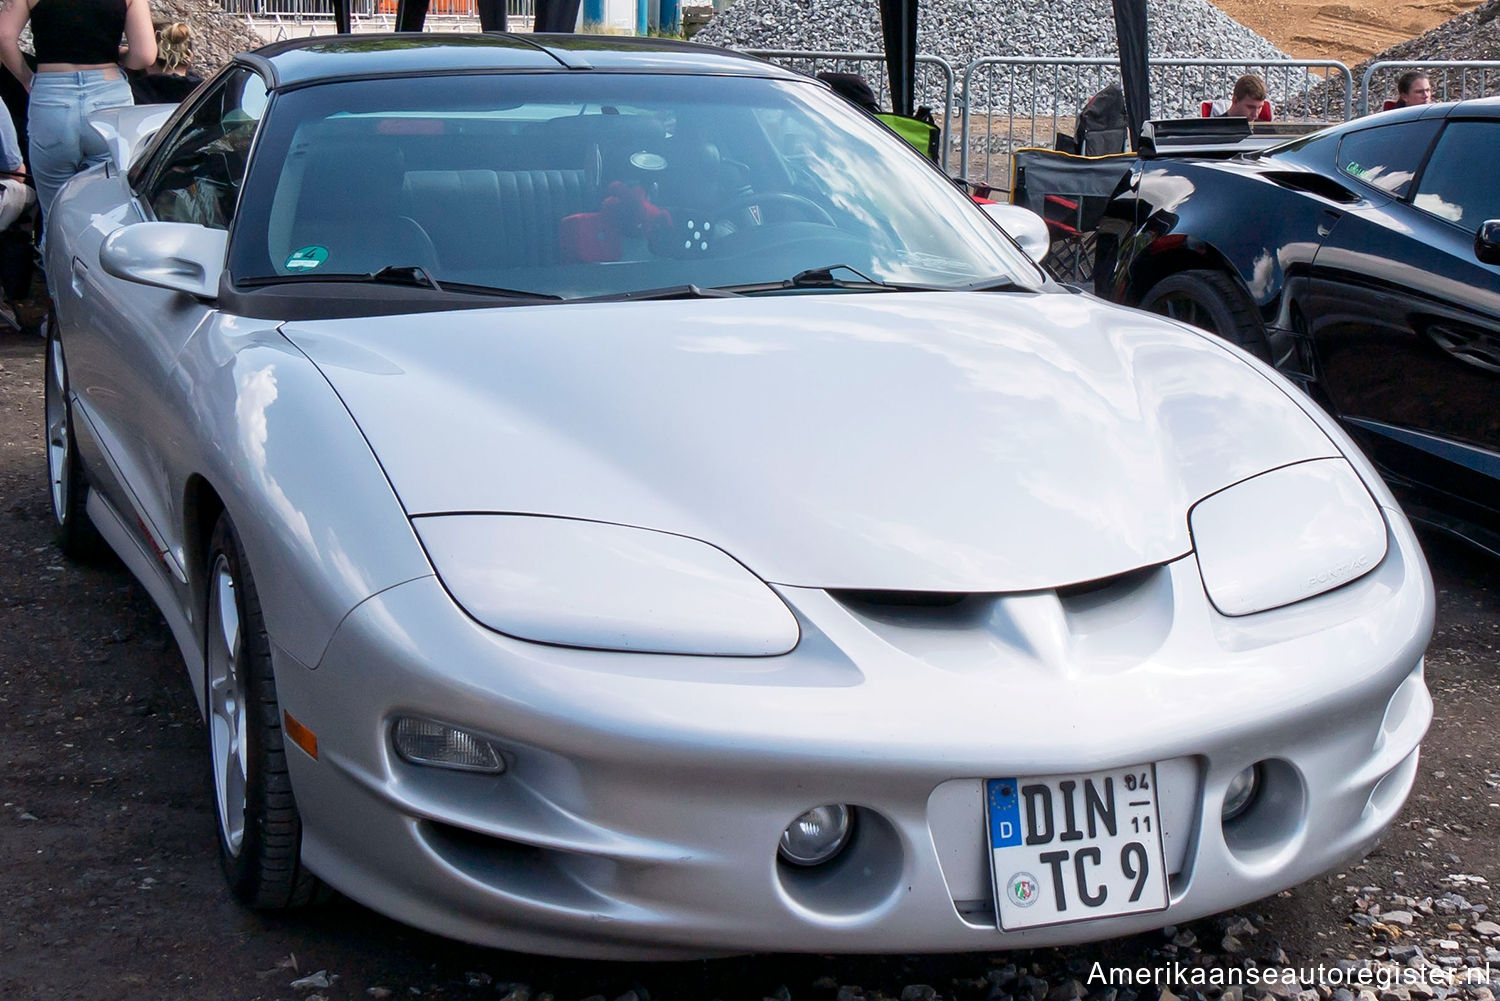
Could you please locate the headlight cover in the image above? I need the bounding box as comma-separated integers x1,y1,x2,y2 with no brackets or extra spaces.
413,514,800,656
1190,458,1388,616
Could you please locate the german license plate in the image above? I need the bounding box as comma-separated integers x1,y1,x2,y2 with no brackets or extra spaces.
986,764,1169,930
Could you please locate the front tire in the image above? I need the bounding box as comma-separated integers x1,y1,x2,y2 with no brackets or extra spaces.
1139,269,1271,361
205,513,322,909
44,316,106,560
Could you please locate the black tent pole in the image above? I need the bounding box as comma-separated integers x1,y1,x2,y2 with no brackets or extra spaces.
1111,0,1150,148
333,0,351,34
394,0,430,31
876,0,916,117
476,0,508,30
533,0,583,32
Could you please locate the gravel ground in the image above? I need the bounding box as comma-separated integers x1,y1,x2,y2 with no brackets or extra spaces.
1,327,1498,1000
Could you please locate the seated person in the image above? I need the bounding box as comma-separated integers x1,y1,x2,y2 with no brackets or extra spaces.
1391,71,1433,108
0,107,32,331
1208,74,1267,120
816,72,881,115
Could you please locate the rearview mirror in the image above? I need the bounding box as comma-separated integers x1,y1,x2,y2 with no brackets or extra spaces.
1475,220,1500,266
981,203,1051,263
99,222,227,300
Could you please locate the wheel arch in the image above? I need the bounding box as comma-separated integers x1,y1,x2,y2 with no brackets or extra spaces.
184,478,226,589
1125,241,1246,309
182,474,226,717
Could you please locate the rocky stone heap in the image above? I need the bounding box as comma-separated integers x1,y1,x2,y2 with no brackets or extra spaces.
1286,0,1500,115
1357,0,1500,109
1366,0,1500,66
693,0,1310,116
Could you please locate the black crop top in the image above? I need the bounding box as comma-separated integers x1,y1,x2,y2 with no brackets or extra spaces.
30,0,128,66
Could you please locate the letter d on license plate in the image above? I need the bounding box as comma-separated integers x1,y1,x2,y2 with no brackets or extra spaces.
986,765,1169,931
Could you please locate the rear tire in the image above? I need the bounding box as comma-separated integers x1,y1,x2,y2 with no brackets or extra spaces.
205,513,323,909
44,316,107,561
1139,269,1271,361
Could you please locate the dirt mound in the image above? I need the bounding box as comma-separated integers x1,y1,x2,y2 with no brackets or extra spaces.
1208,0,1487,65
1282,0,1500,114
1361,0,1500,62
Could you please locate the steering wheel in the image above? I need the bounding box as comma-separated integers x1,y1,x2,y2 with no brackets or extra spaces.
718,191,836,229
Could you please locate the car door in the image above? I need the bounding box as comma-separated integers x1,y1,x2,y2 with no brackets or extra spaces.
1302,114,1500,533
66,67,268,586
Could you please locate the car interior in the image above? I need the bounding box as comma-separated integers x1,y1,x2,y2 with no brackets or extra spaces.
268,107,834,285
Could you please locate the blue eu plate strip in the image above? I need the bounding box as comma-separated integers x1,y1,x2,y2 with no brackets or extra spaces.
988,778,1022,848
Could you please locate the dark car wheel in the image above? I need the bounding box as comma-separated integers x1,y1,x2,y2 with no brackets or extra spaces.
1140,270,1271,362
44,316,107,561
205,512,323,909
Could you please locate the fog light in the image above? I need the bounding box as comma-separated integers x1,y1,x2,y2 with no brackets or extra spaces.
779,804,853,866
392,717,505,774
1222,764,1262,822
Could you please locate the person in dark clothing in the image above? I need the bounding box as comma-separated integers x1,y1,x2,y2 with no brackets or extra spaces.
129,21,202,105
815,72,881,115
0,0,156,222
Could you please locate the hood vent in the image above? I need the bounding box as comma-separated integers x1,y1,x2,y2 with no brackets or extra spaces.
829,590,968,608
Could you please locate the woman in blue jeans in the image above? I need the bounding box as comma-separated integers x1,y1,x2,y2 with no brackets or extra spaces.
0,0,156,226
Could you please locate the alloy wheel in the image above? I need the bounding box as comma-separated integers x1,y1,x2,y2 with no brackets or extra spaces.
1153,292,1215,332
207,556,248,858
45,335,69,526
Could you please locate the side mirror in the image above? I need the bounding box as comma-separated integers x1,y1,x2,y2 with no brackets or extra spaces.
1475,220,1500,266
981,202,1051,263
100,222,227,299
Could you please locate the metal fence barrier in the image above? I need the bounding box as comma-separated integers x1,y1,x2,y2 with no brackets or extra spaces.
742,50,959,172
1360,60,1500,115
221,0,536,18
959,56,1352,188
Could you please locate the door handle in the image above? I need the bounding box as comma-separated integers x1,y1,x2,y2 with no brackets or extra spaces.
70,256,87,297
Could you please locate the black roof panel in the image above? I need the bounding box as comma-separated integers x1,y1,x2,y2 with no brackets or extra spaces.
241,32,796,88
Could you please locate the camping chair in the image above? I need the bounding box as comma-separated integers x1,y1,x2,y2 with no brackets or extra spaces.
1010,147,1136,285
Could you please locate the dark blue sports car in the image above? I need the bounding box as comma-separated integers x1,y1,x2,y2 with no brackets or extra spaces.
1097,99,1500,556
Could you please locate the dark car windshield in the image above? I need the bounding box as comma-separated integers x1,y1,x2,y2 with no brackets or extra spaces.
229,72,1039,299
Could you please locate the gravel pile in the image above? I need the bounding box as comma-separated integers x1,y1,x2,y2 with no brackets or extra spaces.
694,0,1310,116
1289,0,1500,114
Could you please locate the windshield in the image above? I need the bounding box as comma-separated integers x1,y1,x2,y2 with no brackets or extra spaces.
229,72,1040,299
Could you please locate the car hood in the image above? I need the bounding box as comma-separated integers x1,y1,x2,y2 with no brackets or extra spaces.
281,291,1338,591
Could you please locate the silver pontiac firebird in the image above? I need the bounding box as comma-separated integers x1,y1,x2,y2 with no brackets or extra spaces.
45,33,1433,959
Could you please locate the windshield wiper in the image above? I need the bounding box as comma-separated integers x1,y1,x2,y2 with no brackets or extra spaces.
713,264,1032,295
572,283,746,303
371,264,442,290
237,266,562,300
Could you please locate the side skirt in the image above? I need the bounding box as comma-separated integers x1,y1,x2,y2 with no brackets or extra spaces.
86,488,208,717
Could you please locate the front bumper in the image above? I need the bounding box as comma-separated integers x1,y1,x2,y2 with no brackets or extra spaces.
271,511,1432,959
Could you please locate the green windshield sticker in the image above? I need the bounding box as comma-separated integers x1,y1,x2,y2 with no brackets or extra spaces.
286,245,329,271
